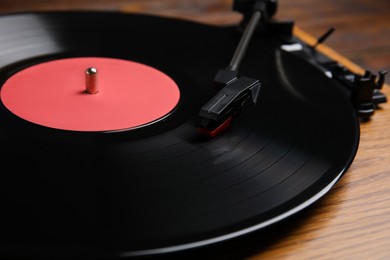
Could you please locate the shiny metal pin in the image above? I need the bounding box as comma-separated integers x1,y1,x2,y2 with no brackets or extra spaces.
85,67,98,94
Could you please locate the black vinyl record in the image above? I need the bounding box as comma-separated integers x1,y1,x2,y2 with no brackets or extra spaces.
0,11,359,259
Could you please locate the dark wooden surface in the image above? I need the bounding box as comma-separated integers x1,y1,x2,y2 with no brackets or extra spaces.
0,1,389,259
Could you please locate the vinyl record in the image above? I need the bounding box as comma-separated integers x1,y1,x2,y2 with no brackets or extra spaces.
0,11,359,259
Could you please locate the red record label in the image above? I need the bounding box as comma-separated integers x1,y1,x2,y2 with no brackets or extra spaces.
0,57,180,132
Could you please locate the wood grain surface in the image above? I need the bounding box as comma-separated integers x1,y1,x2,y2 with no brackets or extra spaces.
0,1,389,259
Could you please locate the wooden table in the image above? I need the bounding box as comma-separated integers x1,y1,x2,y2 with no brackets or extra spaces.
0,1,389,259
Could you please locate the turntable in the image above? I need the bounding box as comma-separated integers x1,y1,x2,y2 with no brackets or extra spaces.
0,0,389,259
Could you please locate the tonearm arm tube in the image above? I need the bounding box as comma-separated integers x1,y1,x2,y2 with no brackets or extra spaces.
198,0,278,137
